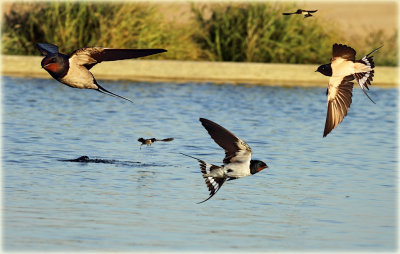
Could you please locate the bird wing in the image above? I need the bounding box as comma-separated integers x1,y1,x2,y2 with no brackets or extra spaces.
323,75,354,137
159,138,174,142
305,10,318,13
69,47,167,70
199,118,252,165
332,43,356,62
36,43,59,55
282,12,295,15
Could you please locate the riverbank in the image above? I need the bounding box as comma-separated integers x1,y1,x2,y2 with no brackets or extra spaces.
2,55,398,87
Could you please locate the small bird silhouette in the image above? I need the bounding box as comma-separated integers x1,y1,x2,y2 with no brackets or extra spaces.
282,9,318,18
316,43,382,137
36,43,167,103
137,137,174,149
182,118,268,203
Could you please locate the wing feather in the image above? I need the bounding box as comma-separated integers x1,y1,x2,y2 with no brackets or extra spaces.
36,43,59,55
199,118,252,164
69,47,167,70
323,76,354,137
332,43,356,62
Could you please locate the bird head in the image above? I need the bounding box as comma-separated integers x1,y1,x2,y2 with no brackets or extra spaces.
41,54,69,76
250,160,268,174
315,64,332,77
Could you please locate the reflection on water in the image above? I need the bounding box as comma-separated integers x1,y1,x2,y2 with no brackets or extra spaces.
2,76,397,251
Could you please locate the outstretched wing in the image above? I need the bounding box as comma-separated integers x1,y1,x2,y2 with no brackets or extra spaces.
305,9,318,13
332,43,356,62
159,138,174,142
36,43,59,55
282,12,295,15
199,118,252,165
324,75,354,137
69,47,167,70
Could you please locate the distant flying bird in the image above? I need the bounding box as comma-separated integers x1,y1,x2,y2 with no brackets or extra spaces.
137,137,174,149
282,9,318,18
182,118,268,203
316,43,382,137
36,43,167,103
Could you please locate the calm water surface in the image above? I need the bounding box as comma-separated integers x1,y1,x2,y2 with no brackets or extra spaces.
2,76,397,251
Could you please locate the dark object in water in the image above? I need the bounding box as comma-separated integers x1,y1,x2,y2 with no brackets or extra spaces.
60,155,128,164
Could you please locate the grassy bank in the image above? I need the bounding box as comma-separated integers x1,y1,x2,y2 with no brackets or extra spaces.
2,2,397,66
2,55,397,88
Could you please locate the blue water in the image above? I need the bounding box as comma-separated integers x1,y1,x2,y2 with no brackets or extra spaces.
2,76,397,251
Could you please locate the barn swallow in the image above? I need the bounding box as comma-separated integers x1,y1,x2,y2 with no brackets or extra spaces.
316,43,382,137
137,137,174,149
182,118,268,204
282,9,317,18
36,43,167,103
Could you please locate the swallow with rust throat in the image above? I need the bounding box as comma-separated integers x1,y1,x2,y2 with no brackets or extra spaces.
316,43,382,137
182,118,268,204
282,9,317,18
138,137,174,149
36,43,167,103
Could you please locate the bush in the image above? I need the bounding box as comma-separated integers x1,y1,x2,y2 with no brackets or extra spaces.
192,3,341,64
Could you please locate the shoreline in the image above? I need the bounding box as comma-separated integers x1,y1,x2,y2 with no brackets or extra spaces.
2,55,398,88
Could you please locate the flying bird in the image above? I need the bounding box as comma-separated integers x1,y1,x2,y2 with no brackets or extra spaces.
182,118,268,203
36,43,167,103
282,9,317,18
137,137,174,149
316,43,382,137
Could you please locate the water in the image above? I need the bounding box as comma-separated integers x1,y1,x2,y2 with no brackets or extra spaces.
2,76,397,251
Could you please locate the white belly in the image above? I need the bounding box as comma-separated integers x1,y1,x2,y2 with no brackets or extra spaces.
331,60,355,77
224,162,251,178
60,65,97,89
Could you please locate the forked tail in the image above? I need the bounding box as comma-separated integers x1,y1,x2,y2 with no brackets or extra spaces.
354,45,383,104
180,153,226,203
96,83,134,103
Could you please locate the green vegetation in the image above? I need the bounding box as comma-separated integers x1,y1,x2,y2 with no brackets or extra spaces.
2,2,397,66
2,2,201,60
192,3,338,63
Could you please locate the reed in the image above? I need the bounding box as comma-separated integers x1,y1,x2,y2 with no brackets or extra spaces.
192,3,340,64
1,2,200,60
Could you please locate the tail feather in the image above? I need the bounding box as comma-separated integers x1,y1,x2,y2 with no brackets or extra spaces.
96,83,134,103
353,46,382,104
365,45,383,57
180,153,226,203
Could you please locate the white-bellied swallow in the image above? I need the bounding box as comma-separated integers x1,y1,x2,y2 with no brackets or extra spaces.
282,9,317,18
138,137,174,149
182,118,268,203
316,43,382,137
36,43,167,103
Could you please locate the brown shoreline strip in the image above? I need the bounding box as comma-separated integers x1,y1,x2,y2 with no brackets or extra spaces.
2,55,398,87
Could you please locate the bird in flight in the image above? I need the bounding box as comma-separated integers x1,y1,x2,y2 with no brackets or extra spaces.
182,118,268,203
316,43,382,137
137,137,174,149
282,9,318,18
36,43,167,103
